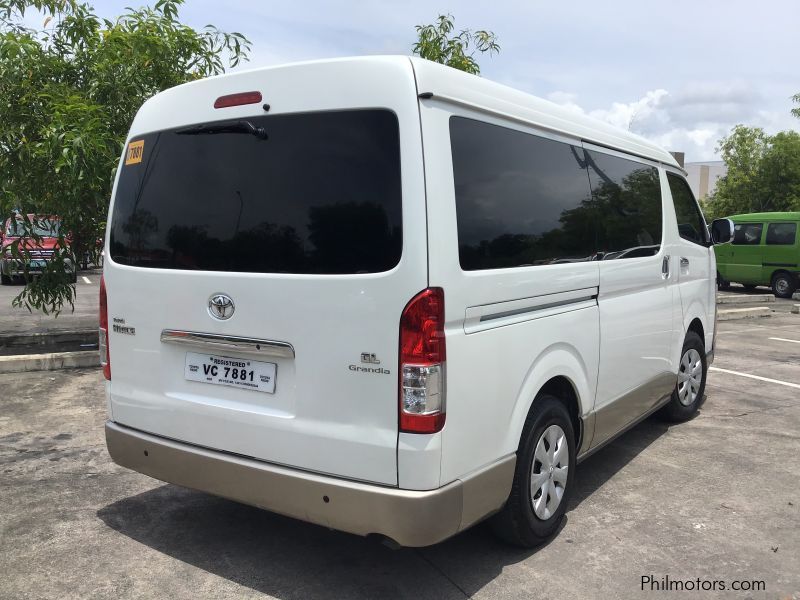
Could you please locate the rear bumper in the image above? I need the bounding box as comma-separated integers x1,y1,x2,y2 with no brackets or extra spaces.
105,421,515,547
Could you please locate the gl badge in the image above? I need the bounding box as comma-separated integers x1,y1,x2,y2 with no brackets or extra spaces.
208,293,235,321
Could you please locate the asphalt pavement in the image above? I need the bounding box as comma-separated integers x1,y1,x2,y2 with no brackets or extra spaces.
0,270,100,334
1,312,799,599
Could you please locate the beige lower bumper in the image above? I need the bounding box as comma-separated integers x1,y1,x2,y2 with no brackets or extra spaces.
105,421,515,547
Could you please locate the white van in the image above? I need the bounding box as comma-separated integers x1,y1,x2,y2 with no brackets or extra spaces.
102,56,732,547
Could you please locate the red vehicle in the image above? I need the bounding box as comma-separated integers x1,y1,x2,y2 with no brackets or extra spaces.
0,215,76,284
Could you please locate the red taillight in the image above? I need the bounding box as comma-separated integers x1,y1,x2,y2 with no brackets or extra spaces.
399,288,446,434
213,91,262,109
99,275,110,380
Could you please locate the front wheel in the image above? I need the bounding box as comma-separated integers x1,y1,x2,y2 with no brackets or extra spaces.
716,271,730,291
491,395,576,547
772,272,797,299
0,272,11,285
658,331,707,423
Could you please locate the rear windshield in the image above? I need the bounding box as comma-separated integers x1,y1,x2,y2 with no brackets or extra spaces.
110,109,402,274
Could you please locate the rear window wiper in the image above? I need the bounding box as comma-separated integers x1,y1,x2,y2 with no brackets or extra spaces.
176,120,268,140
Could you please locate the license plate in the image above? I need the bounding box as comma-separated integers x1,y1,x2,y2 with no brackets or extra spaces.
30,260,46,269
184,352,276,394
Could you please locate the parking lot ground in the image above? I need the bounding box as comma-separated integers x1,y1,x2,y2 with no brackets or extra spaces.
0,270,100,335
1,315,798,599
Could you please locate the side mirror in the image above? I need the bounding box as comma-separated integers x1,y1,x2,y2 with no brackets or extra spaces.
710,218,734,245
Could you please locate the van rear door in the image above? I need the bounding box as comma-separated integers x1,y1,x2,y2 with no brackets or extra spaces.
103,58,427,486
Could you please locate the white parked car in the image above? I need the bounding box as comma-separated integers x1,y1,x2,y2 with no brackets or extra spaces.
101,56,733,547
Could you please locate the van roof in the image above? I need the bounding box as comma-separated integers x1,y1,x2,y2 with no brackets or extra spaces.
138,55,680,168
408,56,679,168
729,211,800,222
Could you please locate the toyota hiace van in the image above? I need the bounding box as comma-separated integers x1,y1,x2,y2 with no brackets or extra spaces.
102,56,731,547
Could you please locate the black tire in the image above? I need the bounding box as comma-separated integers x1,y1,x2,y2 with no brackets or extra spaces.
491,395,576,547
0,273,10,285
716,272,730,291
771,272,797,299
658,331,707,423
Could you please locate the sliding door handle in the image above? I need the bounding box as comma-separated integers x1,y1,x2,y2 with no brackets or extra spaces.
680,257,690,268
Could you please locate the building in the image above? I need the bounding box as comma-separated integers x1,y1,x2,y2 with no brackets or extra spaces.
684,160,727,200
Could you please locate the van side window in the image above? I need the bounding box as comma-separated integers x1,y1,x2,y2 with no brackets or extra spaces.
584,150,662,259
666,172,707,245
732,223,763,245
765,223,797,245
450,117,597,269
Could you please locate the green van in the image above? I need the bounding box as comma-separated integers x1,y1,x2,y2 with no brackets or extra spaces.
715,211,800,298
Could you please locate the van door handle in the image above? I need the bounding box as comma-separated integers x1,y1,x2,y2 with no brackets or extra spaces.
662,255,670,279
680,257,690,268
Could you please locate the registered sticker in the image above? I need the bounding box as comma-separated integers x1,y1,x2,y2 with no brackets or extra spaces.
125,140,144,165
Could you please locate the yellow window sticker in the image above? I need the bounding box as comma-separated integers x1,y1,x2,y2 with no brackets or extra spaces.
125,140,145,165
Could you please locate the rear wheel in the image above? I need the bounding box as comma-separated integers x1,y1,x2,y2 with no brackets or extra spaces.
658,331,707,423
716,271,730,291
0,272,10,285
771,272,797,299
491,395,575,547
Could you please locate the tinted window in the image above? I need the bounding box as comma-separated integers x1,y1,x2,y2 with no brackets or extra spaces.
450,118,597,269
667,173,707,245
766,222,797,245
732,223,763,245
110,110,402,274
585,150,662,258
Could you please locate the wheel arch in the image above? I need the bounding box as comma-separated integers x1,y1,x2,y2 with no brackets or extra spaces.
682,299,710,353
506,343,593,457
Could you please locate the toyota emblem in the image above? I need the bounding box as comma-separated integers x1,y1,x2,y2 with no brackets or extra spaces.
208,293,235,320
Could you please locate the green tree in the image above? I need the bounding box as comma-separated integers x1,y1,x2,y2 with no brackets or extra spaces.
706,125,800,218
0,0,249,313
705,125,768,218
412,14,499,75
792,93,800,119
756,131,800,210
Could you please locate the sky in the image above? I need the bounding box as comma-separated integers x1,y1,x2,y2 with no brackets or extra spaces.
25,0,800,162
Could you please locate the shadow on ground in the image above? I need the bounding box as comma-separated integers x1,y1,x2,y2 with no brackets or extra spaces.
97,416,672,599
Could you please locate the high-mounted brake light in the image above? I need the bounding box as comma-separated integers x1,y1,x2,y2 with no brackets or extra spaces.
99,275,110,380
214,91,262,109
399,288,446,434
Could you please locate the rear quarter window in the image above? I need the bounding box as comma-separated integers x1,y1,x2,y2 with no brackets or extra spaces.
449,117,664,269
450,117,596,270
110,109,402,274
765,222,797,245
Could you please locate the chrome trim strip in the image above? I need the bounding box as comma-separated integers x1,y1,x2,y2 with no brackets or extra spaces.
160,329,295,358
464,286,599,333
480,294,597,323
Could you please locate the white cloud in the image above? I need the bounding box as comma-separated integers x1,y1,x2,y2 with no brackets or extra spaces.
546,86,798,162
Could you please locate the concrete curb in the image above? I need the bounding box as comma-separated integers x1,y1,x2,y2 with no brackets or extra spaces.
716,294,774,305
0,329,97,355
0,351,99,374
717,307,772,321
792,304,800,315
